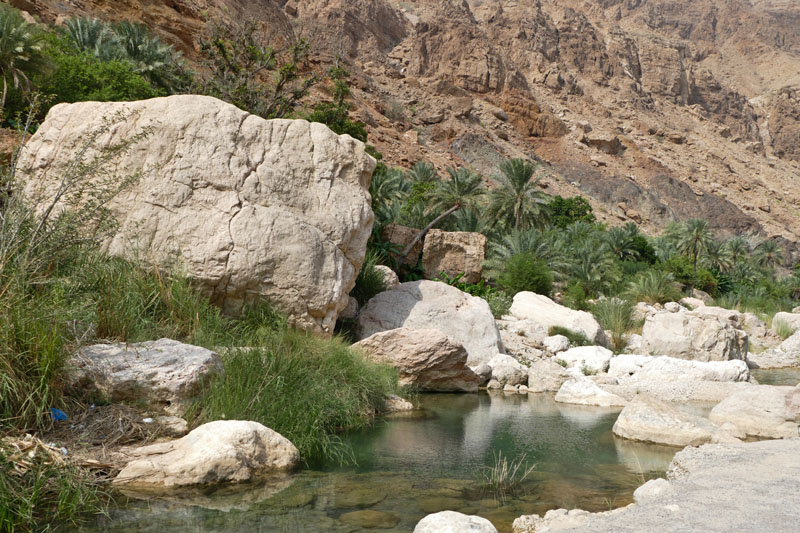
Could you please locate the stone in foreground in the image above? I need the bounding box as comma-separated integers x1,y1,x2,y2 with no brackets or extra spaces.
513,439,800,532
353,328,479,392
67,339,222,416
114,421,299,489
356,281,503,365
509,292,610,347
414,510,498,533
19,95,375,334
612,396,716,447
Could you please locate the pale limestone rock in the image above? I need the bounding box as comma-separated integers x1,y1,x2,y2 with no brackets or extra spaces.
555,378,627,407
498,319,548,360
356,281,503,365
374,265,400,289
556,346,614,374
750,330,800,368
114,421,299,489
612,396,715,447
633,478,672,504
353,328,479,392
422,229,487,284
384,394,414,412
18,96,375,335
509,292,609,347
513,509,593,532
771,312,800,335
624,333,643,353
155,416,189,438
640,309,748,361
471,363,492,385
527,359,571,393
679,297,706,309
608,354,750,382
414,511,498,533
709,385,799,439
543,335,570,354
488,353,528,386
67,339,223,416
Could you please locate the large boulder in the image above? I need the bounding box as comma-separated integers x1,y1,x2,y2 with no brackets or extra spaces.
709,385,799,439
355,281,503,365
509,292,609,347
749,330,800,368
66,339,223,416
414,511,498,533
527,359,571,393
608,354,750,382
18,96,375,335
612,396,717,447
353,328,480,392
556,346,614,374
422,229,487,284
113,421,299,489
640,308,748,361
554,378,627,407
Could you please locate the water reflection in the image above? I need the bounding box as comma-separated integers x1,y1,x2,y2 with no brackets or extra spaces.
77,393,676,533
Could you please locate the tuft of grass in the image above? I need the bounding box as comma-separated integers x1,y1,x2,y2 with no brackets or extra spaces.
193,328,400,466
548,326,591,347
479,450,536,501
773,319,795,340
350,250,389,307
591,298,634,353
0,438,107,532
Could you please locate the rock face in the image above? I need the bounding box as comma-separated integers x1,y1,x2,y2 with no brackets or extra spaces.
67,339,223,416
640,309,748,361
113,421,299,489
554,378,627,407
355,281,503,365
556,346,614,374
421,229,487,284
513,439,800,533
709,385,799,439
509,292,609,347
414,511,498,533
353,328,479,392
18,96,375,335
612,396,716,447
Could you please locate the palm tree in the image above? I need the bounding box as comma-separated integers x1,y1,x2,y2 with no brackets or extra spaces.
63,17,121,61
0,5,49,110
755,239,784,270
405,161,438,183
112,21,185,91
486,158,550,230
604,223,641,262
401,167,484,257
673,219,712,278
369,166,409,226
704,239,732,272
724,236,751,270
567,241,620,297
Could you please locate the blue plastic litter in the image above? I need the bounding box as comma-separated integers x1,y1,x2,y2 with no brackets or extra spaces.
50,408,68,421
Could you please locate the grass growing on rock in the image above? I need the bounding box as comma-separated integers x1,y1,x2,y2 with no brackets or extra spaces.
591,298,635,352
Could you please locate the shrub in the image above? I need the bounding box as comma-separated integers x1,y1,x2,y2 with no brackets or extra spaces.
548,326,591,347
498,252,553,296
350,250,389,307
194,328,399,466
547,195,596,229
562,281,589,311
486,290,513,318
591,298,634,352
625,270,682,305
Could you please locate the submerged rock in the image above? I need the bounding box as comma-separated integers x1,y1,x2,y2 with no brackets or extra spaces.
114,420,299,489
414,510,498,533
356,281,503,365
353,328,480,392
67,339,223,416
509,292,609,347
19,95,375,334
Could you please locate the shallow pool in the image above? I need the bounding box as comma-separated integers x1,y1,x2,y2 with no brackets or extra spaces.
752,367,800,386
78,393,678,533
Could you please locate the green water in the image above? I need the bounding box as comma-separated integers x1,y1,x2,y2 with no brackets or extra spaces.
752,367,800,386
79,393,677,533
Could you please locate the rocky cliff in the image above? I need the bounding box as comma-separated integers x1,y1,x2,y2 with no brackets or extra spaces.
12,0,800,255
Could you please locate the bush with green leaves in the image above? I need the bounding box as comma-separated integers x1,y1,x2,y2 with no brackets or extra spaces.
625,270,682,305
548,326,592,347
350,250,389,307
497,252,554,296
435,272,512,318
547,195,596,229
